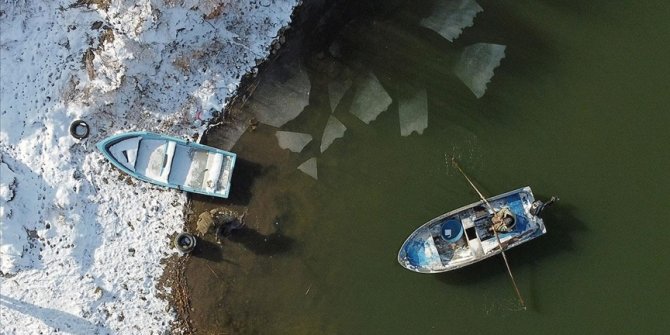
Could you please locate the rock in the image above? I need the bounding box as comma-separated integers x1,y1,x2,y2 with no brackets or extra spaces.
196,211,214,235
217,219,244,238
210,208,239,225
198,207,243,237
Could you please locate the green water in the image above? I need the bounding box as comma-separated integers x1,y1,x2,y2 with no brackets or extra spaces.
191,1,670,333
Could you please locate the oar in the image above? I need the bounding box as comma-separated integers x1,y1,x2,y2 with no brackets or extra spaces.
450,157,527,310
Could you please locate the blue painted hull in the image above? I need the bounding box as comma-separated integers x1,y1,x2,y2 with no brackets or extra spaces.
397,187,546,273
97,131,237,198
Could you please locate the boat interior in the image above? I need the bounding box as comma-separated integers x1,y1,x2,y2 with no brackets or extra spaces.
108,136,233,195
427,192,536,265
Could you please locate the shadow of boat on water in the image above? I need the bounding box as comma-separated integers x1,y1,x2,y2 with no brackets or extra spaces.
189,158,265,206
438,202,587,285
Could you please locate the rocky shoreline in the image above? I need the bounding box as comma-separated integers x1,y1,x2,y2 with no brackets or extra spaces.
162,3,311,332
168,0,360,332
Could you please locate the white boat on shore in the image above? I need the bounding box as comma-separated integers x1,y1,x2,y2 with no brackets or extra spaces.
97,131,237,198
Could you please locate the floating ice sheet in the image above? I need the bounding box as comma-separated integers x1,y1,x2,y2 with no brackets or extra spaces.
420,0,483,42
297,157,318,180
249,62,311,127
275,131,312,153
399,89,428,136
328,78,352,112
349,72,392,124
455,43,506,98
320,115,347,153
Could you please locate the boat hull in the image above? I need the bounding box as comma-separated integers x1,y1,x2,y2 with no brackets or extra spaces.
97,131,237,198
397,187,546,273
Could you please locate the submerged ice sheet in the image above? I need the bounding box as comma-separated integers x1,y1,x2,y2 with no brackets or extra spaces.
328,78,352,112
455,43,506,98
320,116,347,153
249,61,311,128
275,131,313,153
420,0,483,42
297,157,318,180
349,72,392,124
399,89,428,136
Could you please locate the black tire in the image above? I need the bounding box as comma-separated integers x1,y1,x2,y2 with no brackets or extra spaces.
174,232,197,253
69,120,90,139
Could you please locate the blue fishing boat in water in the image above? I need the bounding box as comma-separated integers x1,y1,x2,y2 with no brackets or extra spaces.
398,187,554,273
97,131,236,198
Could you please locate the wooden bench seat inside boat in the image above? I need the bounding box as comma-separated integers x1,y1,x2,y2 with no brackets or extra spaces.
168,145,227,193
135,139,175,183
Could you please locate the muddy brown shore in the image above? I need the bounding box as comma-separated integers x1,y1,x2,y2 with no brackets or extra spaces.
162,1,340,333
162,1,409,332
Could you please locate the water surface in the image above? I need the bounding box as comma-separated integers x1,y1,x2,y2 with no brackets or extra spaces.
188,1,670,333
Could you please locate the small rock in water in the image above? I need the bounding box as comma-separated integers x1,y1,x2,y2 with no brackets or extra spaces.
217,219,244,238
196,211,214,235
211,208,239,225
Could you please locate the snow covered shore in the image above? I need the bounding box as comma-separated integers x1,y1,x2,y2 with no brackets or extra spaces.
0,0,299,333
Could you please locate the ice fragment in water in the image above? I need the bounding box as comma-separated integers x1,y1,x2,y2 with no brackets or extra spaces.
297,157,318,180
248,62,311,127
320,115,347,153
420,0,483,42
349,72,392,124
275,131,312,153
399,89,428,136
328,78,352,112
455,43,506,98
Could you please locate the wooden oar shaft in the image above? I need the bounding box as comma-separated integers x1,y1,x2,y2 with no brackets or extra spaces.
451,157,527,310
494,231,526,310
451,158,491,209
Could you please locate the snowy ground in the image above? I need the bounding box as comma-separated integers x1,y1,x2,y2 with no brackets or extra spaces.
0,0,298,333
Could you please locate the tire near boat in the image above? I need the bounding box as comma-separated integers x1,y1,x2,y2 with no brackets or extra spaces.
69,120,90,139
174,232,197,253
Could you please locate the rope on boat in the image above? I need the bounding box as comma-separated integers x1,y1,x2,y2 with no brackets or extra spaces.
450,156,527,311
